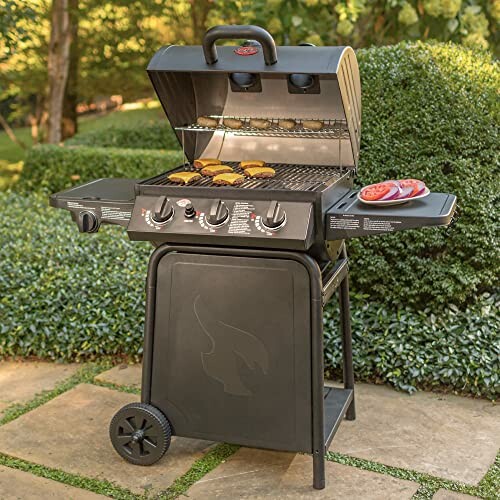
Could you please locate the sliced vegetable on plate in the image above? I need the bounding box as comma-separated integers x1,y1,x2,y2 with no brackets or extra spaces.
398,179,426,198
360,181,401,201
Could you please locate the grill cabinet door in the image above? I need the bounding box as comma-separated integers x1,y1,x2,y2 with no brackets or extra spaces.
150,252,312,452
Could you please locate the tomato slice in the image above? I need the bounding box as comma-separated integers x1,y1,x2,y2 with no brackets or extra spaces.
360,183,391,201
398,179,426,197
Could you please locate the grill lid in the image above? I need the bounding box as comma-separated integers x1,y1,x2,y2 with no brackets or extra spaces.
147,25,361,168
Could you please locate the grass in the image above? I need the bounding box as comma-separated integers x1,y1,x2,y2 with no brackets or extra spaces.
157,443,241,499
0,101,164,184
0,453,137,499
326,451,500,500
0,361,113,426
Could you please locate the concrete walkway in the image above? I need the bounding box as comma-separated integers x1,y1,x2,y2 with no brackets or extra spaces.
0,362,497,499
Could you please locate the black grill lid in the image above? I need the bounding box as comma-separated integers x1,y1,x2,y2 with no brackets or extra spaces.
147,25,361,168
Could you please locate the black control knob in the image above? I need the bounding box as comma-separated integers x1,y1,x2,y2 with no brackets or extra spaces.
152,196,174,224
262,201,286,230
76,211,98,233
184,202,195,218
207,199,229,226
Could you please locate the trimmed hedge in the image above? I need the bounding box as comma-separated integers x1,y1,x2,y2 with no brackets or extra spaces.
20,145,183,192
350,42,499,308
65,122,179,150
19,42,499,309
324,294,499,398
0,191,498,398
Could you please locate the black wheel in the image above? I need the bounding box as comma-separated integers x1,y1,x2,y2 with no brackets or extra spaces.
110,403,171,466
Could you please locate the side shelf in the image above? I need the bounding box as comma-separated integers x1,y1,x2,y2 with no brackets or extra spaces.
50,178,137,231
324,387,353,448
326,190,456,239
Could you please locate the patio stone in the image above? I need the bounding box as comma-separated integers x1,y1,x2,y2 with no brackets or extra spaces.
329,383,500,485
187,447,419,499
95,364,141,388
0,361,78,417
0,384,214,495
0,465,106,499
433,490,481,500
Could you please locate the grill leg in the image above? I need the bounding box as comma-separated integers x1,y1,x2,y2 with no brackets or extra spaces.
313,448,326,489
339,246,356,421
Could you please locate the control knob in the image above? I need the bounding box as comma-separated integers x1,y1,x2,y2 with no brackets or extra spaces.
262,201,286,230
152,196,174,224
207,199,229,226
77,211,98,233
184,202,196,218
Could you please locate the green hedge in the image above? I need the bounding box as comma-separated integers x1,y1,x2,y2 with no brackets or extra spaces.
19,42,499,309
65,122,179,150
20,145,183,192
0,191,498,398
350,42,499,308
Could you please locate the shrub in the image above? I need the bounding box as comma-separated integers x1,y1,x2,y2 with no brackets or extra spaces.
324,293,499,399
0,191,498,398
65,122,179,150
20,145,183,193
348,42,499,308
19,42,499,309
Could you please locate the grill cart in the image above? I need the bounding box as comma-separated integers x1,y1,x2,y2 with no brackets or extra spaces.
50,25,456,489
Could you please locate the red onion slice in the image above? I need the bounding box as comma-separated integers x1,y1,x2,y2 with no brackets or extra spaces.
398,179,426,197
397,185,415,199
379,181,402,200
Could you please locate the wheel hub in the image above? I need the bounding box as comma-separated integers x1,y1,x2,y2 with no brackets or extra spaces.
131,429,145,442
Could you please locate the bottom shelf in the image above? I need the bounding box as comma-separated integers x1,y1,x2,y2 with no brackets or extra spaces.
323,386,354,448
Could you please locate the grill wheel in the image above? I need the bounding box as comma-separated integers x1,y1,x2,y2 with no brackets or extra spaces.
109,402,171,466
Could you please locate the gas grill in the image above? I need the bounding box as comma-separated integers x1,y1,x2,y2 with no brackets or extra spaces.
50,25,456,490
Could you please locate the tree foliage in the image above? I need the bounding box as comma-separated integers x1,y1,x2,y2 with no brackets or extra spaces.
0,0,498,139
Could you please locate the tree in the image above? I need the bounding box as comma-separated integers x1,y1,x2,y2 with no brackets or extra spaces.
62,0,78,139
47,0,72,144
0,0,36,147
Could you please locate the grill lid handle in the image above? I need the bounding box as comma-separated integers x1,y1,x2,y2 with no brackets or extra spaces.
203,25,278,66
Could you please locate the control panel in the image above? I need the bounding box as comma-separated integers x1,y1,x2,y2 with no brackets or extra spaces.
127,195,314,250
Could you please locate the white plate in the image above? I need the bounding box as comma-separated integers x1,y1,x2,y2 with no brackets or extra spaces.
357,187,430,206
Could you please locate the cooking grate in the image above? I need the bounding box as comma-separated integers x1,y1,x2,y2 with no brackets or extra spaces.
141,162,344,192
175,117,351,140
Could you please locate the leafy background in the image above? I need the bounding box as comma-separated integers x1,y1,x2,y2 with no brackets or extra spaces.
2,41,498,399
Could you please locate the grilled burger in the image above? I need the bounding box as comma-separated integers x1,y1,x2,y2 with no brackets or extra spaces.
239,160,266,169
278,119,296,130
197,116,218,128
201,164,234,176
212,173,245,186
302,120,324,131
223,118,243,129
243,167,276,178
194,158,221,169
168,171,202,185
249,118,272,130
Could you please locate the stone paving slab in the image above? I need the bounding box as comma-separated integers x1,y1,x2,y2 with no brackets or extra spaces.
187,447,419,499
0,361,78,417
0,464,106,499
0,384,214,495
433,490,481,500
329,383,499,485
95,364,142,388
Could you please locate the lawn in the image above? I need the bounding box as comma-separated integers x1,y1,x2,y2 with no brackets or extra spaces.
0,101,164,165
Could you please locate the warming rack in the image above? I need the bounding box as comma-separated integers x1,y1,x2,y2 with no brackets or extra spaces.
175,116,351,139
